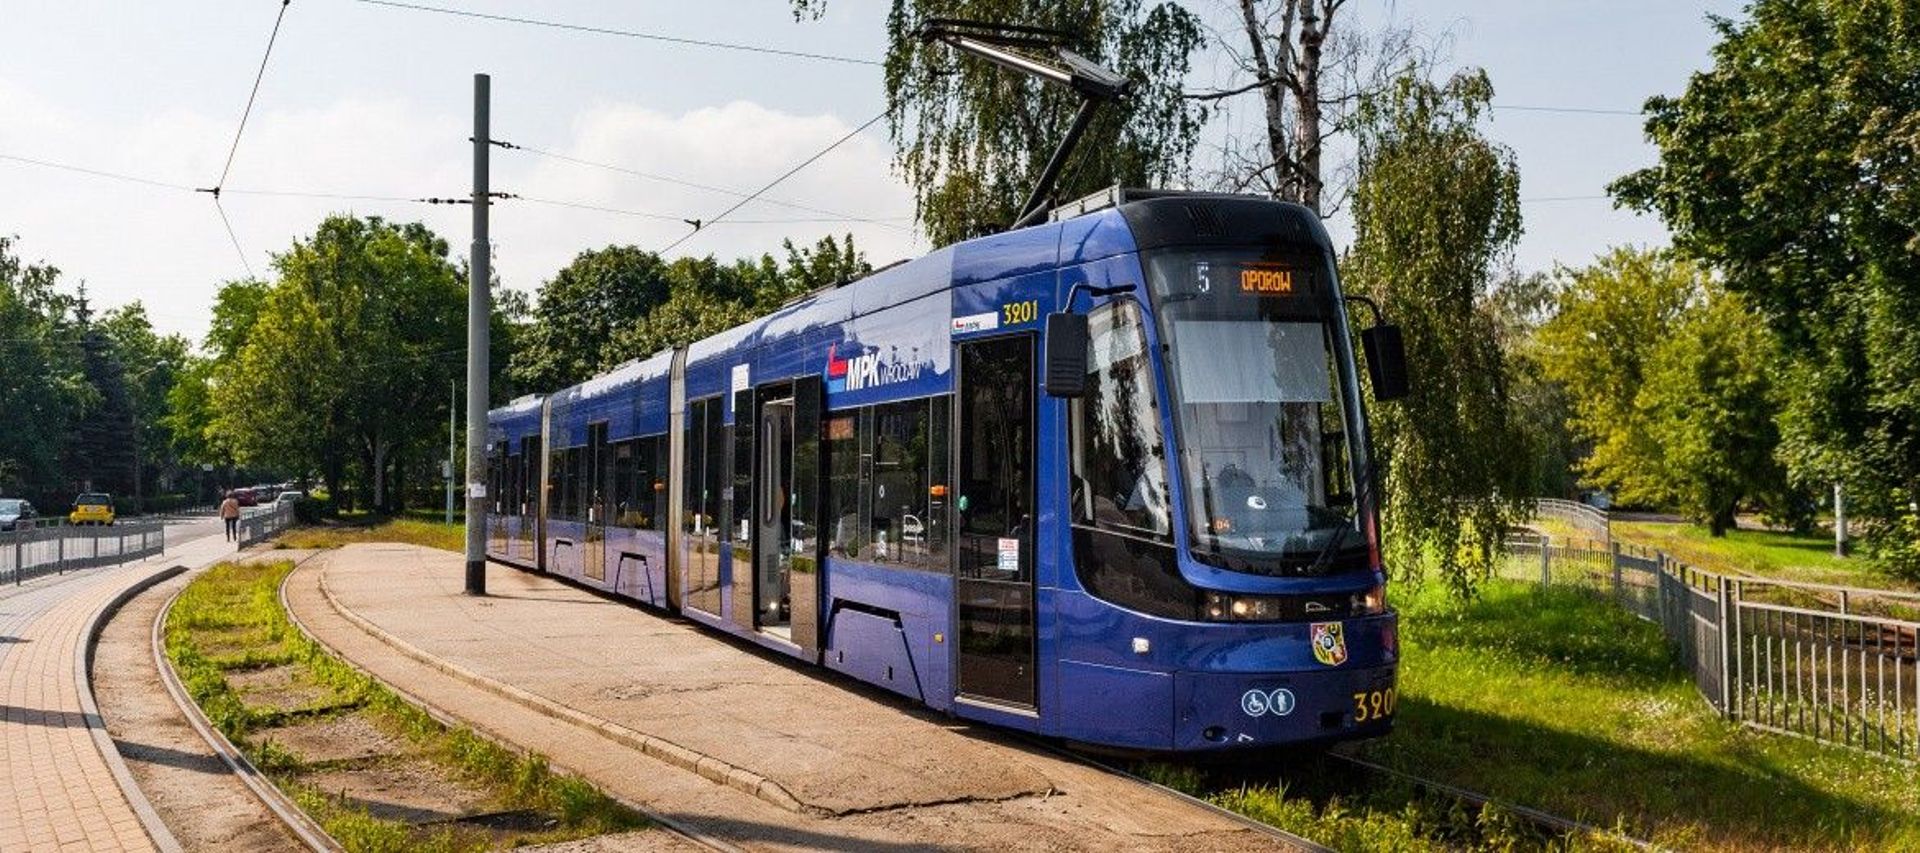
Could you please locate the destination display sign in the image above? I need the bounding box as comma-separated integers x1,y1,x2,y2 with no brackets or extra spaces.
1237,263,1295,296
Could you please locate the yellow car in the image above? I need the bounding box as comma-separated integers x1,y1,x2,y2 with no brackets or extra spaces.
69,492,116,526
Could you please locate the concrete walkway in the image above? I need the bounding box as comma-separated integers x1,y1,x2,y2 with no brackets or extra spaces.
0,523,233,852
291,544,1291,851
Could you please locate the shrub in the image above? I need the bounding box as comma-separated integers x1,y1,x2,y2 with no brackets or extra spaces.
293,496,334,524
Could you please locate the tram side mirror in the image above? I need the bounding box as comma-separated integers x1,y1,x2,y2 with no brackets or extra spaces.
1043,312,1090,398
1361,324,1411,401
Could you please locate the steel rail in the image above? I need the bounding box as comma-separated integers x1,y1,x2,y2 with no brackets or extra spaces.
1324,751,1662,850
1008,735,1338,853
150,554,341,852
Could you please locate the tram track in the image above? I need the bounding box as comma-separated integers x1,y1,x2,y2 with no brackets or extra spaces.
148,552,337,852
1031,735,1662,852
146,551,733,853
1010,735,1338,853
1321,751,1660,851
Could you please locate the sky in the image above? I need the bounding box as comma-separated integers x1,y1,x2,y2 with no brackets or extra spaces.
0,0,1745,345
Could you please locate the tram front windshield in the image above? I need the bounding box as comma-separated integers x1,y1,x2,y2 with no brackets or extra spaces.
1145,249,1362,575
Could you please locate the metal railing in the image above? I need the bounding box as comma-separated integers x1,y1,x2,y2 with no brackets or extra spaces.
1502,531,1920,760
1530,497,1611,541
236,502,296,548
1,520,167,585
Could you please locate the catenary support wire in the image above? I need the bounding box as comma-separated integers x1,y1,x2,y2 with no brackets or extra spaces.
658,110,887,256
356,0,879,66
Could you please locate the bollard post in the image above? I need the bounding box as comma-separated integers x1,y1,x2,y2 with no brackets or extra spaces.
57,533,64,575
1540,534,1552,587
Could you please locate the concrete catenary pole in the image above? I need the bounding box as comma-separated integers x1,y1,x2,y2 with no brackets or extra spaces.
447,379,456,527
464,72,491,595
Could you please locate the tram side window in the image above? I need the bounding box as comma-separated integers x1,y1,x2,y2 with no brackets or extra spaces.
611,439,638,527
634,435,665,531
824,413,861,557
1070,300,1172,540
869,400,930,566
684,401,708,534
548,445,566,522
563,446,578,522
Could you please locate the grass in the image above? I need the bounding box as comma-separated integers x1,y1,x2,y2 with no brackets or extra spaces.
164,560,647,851
275,514,466,553
1610,521,1904,590
1156,578,1920,851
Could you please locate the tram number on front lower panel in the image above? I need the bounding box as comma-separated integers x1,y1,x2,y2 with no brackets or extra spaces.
1352,688,1397,723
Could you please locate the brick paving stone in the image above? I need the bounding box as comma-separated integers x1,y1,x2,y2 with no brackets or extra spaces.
0,525,232,852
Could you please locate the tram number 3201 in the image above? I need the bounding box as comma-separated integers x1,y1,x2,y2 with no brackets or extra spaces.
1352,687,1397,723
1001,299,1039,326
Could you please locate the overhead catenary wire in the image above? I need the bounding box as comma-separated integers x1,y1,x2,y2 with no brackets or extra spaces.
355,0,881,67
199,0,295,282
211,198,256,279
1492,104,1644,116
214,0,294,190
494,139,913,231
0,153,198,192
659,110,889,256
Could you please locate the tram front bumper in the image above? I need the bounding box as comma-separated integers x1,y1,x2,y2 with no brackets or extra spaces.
1173,663,1398,750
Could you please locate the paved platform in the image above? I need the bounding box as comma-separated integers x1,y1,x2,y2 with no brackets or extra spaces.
291,544,1293,851
0,522,233,852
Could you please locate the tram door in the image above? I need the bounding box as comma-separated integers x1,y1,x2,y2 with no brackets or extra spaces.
584,422,609,582
954,335,1038,709
518,437,540,564
756,395,795,638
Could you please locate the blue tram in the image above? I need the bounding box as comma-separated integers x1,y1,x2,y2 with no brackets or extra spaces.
485,189,1402,752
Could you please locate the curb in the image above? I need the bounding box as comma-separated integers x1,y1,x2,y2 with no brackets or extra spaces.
309,557,817,816
78,561,189,853
279,557,747,853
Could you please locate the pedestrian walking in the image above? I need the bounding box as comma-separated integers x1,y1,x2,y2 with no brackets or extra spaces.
220,491,241,542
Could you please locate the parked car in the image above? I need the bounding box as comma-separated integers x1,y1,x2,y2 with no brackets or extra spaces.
273,490,304,507
69,493,116,526
0,499,38,531
233,488,258,507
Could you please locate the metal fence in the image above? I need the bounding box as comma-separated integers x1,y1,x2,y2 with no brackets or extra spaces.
1503,531,1920,760
1531,497,1611,541
236,502,296,548
1,521,167,585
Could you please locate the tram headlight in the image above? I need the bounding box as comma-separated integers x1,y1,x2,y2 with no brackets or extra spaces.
1201,591,1282,622
1351,584,1387,616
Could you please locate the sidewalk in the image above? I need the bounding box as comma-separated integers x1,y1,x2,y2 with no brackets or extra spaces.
0,526,233,852
291,544,1288,851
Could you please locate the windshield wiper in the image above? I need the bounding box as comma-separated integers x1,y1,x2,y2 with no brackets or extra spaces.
1304,457,1377,576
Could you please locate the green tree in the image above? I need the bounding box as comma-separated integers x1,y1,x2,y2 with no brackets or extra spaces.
65,293,138,496
211,215,468,511
1610,0,1920,572
1485,270,1581,499
0,236,87,497
510,246,673,391
803,0,1206,245
1637,288,1790,534
1539,248,1797,535
1342,68,1529,593
98,303,191,502
1535,248,1700,507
